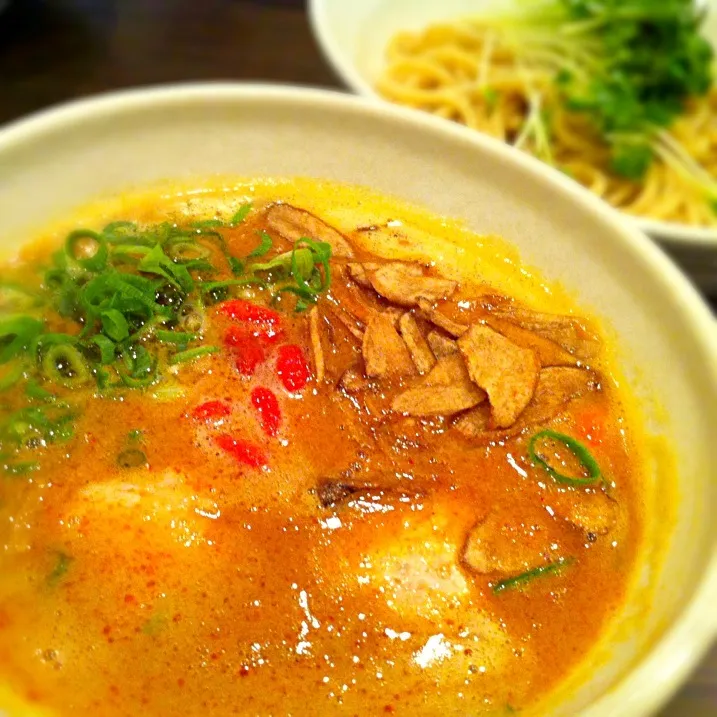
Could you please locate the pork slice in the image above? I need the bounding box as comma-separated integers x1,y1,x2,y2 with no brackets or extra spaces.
546,487,619,536
454,366,598,443
482,296,600,360
484,315,578,368
426,330,459,358
392,354,486,416
346,262,380,288
458,324,540,429
362,312,416,378
398,312,436,374
309,307,325,383
265,203,355,258
369,263,458,307
416,299,468,337
462,512,563,576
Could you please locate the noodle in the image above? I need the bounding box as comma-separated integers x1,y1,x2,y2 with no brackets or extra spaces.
376,22,717,227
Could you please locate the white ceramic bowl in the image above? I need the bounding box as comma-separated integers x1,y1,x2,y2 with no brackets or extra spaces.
0,84,716,717
308,0,717,293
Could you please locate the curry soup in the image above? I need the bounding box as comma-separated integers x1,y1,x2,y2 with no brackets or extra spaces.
0,180,646,716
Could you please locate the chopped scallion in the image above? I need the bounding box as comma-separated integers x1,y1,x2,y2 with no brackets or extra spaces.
492,558,574,594
528,429,602,486
170,346,219,365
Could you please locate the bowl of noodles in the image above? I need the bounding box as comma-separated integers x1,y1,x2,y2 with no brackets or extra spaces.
309,0,717,291
0,83,717,717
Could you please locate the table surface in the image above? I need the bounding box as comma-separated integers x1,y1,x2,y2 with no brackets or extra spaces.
1,1,715,715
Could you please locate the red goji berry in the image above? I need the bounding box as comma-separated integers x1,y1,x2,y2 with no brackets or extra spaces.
224,324,282,347
276,344,311,392
191,400,231,421
230,336,266,376
219,299,281,327
215,435,268,468
250,387,281,437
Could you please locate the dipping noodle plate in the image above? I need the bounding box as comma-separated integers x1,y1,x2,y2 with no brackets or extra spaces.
308,0,717,292
0,85,716,717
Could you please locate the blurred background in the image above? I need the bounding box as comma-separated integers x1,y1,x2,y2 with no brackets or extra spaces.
0,1,715,715
0,0,333,126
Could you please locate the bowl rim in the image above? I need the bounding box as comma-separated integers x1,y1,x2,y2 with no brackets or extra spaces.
1,82,717,716
307,0,717,248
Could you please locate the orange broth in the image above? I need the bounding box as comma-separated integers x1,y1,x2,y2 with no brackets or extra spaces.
0,180,646,716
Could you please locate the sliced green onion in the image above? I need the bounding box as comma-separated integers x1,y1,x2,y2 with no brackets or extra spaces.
3,460,41,476
170,346,219,365
138,244,194,293
40,344,90,387
492,558,574,594
297,238,331,292
528,430,602,486
119,371,157,388
65,229,108,272
118,344,156,388
273,285,318,312
0,316,43,364
156,330,197,344
4,406,75,445
191,219,223,229
102,221,139,242
94,366,112,390
110,244,152,260
101,309,130,342
150,384,186,402
25,380,55,402
0,282,41,311
228,256,244,276
182,258,216,274
177,302,205,334
0,363,24,391
32,333,77,353
248,231,273,258
88,334,117,365
229,203,252,225
165,237,212,263
291,247,318,296
251,250,292,275
199,277,266,304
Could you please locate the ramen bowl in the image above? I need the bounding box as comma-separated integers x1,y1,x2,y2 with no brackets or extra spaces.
0,85,716,716
308,0,717,293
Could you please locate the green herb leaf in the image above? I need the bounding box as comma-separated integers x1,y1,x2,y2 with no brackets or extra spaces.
610,141,654,180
